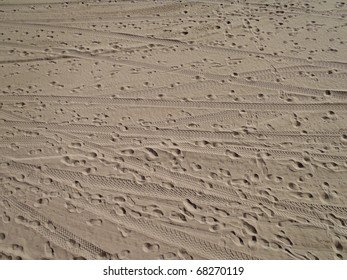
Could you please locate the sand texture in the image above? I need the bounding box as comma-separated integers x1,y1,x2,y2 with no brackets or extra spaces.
0,0,347,260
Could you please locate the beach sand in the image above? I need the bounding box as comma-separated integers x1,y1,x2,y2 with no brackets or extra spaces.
0,0,346,260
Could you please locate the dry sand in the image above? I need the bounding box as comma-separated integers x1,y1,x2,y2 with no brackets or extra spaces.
0,0,347,260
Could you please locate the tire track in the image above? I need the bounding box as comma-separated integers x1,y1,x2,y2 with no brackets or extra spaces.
0,109,34,122
0,168,328,260
237,65,325,78
115,127,343,144
251,70,347,82
42,131,347,231
0,55,71,65
1,159,258,259
53,133,347,236
0,135,58,146
150,110,282,128
0,194,113,259
1,21,346,70
1,41,346,100
2,0,346,260
2,95,347,111
1,157,250,211
153,142,347,163
198,0,347,20
3,155,347,237
109,80,221,98
1,119,343,145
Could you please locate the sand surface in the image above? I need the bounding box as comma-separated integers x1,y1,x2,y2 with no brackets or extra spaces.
0,0,347,260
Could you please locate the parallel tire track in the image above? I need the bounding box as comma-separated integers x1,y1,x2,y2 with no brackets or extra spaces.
2,95,347,111
1,159,258,260
0,195,113,259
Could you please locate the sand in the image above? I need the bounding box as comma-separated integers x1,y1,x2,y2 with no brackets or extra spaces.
0,0,346,260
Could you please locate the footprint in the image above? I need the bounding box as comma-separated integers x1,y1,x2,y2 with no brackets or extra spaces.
34,198,49,208
0,232,6,242
12,244,24,253
158,252,177,260
241,220,258,235
190,162,202,171
142,242,160,253
2,212,11,223
228,231,245,247
44,242,55,258
169,211,187,223
86,219,103,227
177,248,193,260
118,250,130,260
333,240,343,253
144,147,158,159
275,234,293,246
225,149,241,159
182,199,200,212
